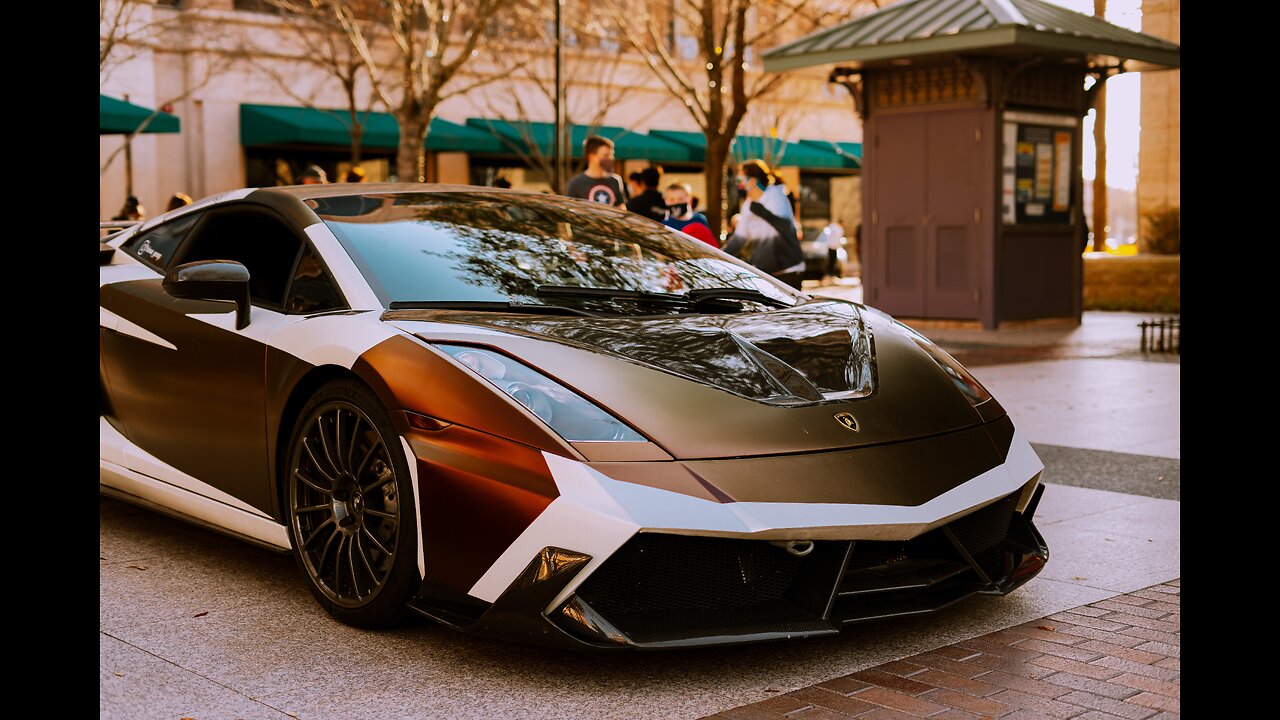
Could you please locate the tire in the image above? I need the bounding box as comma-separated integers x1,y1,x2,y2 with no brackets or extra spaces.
284,378,419,628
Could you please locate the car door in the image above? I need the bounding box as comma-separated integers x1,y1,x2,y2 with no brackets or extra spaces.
100,203,313,515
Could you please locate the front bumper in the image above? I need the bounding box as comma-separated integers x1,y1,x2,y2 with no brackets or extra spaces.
409,484,1049,649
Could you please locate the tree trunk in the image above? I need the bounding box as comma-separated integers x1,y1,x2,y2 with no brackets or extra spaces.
397,113,427,182
1091,0,1107,251
351,125,364,165
704,138,732,241
1092,82,1107,251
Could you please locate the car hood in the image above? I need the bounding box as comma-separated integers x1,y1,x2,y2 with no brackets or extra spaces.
385,299,989,459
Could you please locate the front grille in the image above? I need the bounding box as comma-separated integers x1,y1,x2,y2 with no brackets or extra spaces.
833,492,1021,624
571,533,828,644
565,491,1033,644
576,533,803,615
949,494,1019,555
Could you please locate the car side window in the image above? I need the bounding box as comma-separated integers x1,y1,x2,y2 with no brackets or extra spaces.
175,207,303,309
120,213,200,271
285,244,347,315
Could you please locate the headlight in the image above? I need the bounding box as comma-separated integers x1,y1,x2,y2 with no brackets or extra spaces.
868,313,992,407
436,344,646,442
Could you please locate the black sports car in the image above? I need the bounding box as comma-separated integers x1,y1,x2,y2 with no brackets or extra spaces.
100,184,1048,649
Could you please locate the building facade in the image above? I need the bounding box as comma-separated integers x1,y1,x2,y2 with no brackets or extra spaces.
100,0,865,233
1137,0,1179,244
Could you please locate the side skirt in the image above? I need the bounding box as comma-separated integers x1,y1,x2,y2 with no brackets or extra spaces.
100,460,291,552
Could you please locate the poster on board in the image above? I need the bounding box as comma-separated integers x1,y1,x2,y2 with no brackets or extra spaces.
1002,112,1076,225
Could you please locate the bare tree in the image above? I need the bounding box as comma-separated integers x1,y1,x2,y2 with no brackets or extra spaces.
1091,0,1108,251
331,0,508,182
254,1,388,166
608,0,870,235
100,1,239,178
473,2,639,191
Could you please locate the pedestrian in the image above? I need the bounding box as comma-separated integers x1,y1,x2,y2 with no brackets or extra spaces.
822,217,845,284
662,182,717,248
112,195,145,221
626,172,645,200
565,135,626,206
342,166,367,183
627,166,667,222
722,159,804,289
299,164,328,184
165,192,193,213
494,175,512,189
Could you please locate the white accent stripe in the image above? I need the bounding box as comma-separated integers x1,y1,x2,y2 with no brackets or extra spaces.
400,437,426,582
100,308,177,350
102,417,273,519
187,305,297,346
467,430,1044,605
100,263,159,287
102,460,290,550
304,223,383,311
266,312,399,368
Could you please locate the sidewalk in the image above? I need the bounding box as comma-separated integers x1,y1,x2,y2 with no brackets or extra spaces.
704,582,1179,720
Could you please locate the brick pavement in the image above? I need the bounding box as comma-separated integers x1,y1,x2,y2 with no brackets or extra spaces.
702,581,1180,720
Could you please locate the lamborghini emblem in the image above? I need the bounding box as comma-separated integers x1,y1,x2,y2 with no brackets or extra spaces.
834,412,858,431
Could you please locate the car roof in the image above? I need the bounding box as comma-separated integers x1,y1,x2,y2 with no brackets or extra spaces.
255,183,536,201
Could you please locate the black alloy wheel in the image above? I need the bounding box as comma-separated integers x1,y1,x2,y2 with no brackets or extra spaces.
286,379,418,627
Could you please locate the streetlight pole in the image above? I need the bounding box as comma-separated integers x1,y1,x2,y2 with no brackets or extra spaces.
553,0,565,193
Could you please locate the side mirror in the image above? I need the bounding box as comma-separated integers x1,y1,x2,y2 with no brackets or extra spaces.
163,260,251,330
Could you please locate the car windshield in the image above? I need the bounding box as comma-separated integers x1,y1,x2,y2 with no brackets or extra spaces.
313,191,799,311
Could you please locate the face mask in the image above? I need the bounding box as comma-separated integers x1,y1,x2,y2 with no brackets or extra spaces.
667,202,690,217
599,158,614,173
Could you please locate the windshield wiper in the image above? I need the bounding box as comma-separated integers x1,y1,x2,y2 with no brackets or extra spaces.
684,287,795,309
386,300,598,317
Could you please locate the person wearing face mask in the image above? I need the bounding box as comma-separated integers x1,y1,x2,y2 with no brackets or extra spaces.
565,135,627,207
662,182,717,247
722,159,804,288
627,166,668,222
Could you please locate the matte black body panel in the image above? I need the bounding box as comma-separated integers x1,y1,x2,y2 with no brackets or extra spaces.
246,188,325,230
398,306,987,460
100,279,274,513
588,418,1015,506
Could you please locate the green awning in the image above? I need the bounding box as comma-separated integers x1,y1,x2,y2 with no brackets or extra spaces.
648,130,707,163
648,130,858,169
797,139,862,170
464,120,699,163
100,94,180,134
731,135,860,170
239,104,507,154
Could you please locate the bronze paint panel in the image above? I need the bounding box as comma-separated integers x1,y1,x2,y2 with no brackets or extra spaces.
407,428,557,594
100,279,274,514
353,336,574,457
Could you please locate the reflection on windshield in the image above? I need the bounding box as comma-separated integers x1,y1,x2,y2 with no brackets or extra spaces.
314,192,797,310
